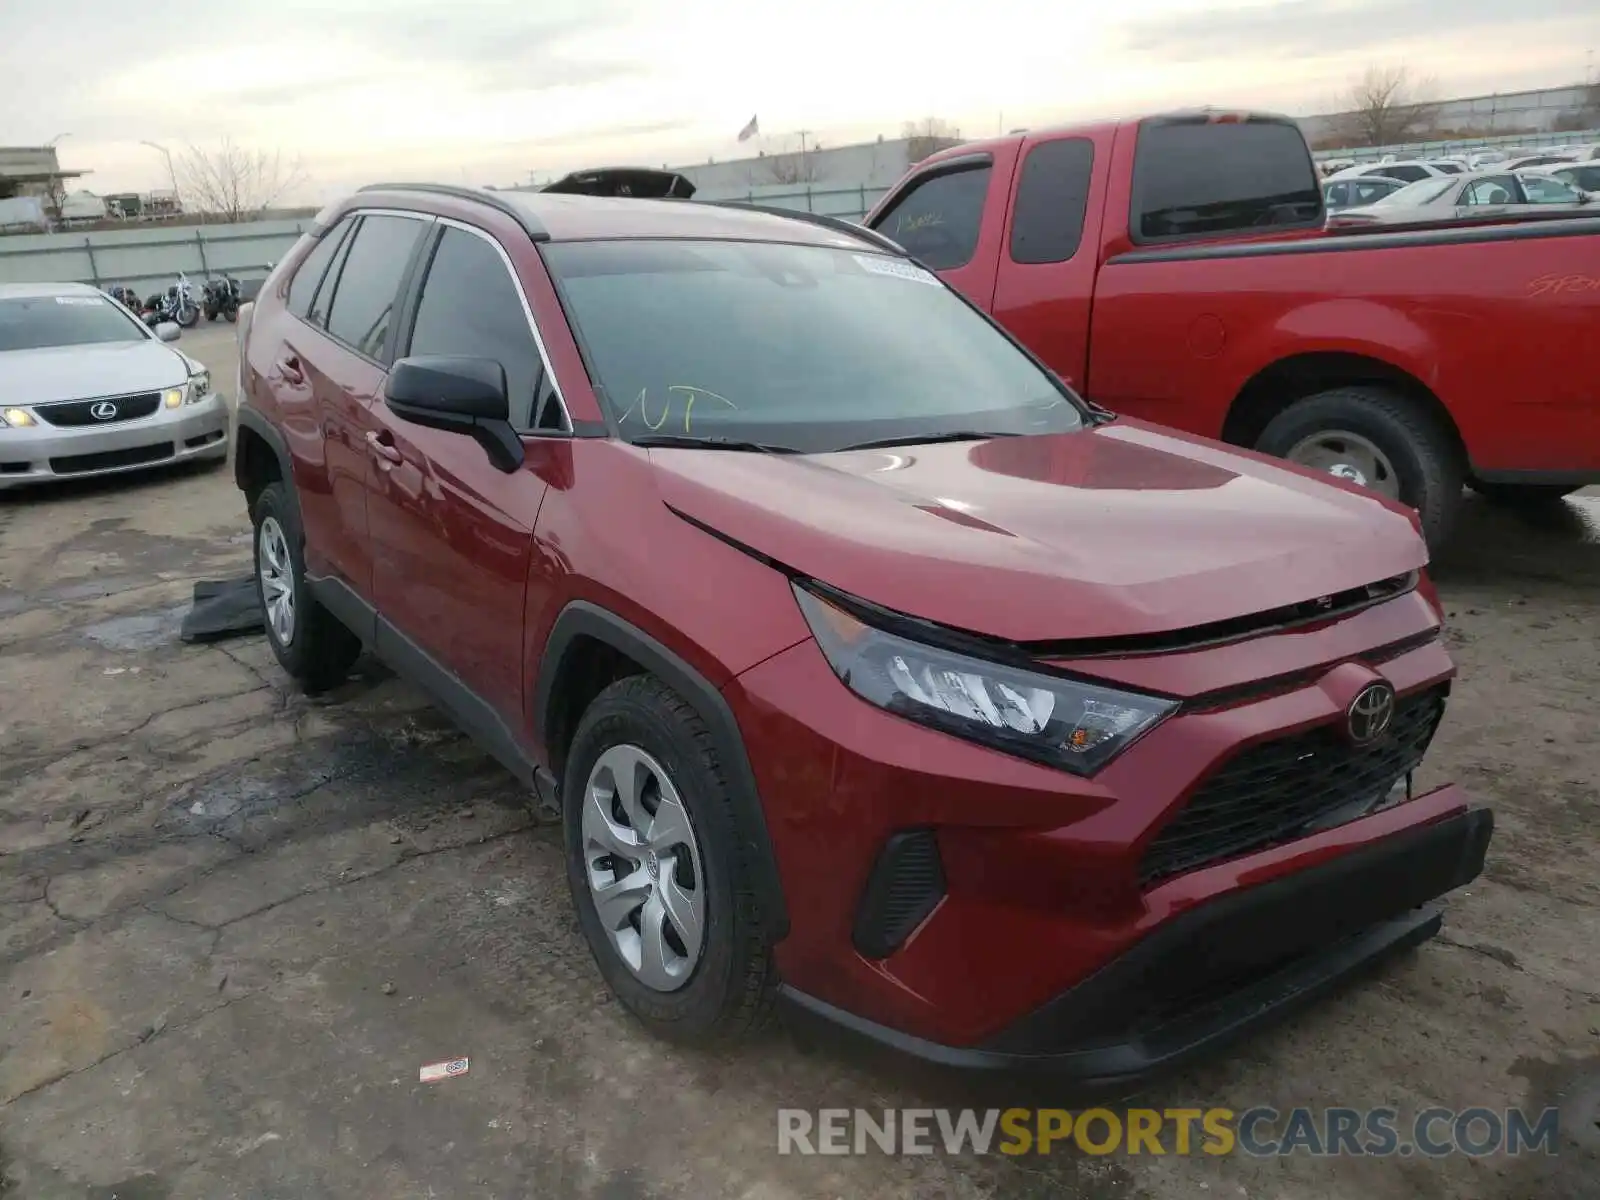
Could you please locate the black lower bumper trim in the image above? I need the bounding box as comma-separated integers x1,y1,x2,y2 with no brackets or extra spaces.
783,805,1492,1084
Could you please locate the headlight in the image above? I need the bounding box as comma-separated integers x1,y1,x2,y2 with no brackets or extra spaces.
2,407,37,428
793,583,1177,775
185,369,211,403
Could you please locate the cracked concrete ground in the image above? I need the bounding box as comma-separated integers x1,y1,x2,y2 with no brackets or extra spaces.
2,324,1598,1199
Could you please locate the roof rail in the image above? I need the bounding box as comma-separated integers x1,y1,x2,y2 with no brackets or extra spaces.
694,200,906,256
356,181,549,242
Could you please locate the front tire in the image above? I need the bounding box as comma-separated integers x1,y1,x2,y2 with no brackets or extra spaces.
1256,385,1464,551
251,482,362,693
562,674,777,1045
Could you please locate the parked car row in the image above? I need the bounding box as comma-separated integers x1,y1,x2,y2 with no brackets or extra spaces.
1328,167,1594,224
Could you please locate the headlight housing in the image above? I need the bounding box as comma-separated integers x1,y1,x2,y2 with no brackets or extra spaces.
1,407,37,428
793,583,1178,776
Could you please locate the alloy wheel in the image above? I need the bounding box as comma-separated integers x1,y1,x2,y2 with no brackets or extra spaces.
257,516,296,647
581,743,707,992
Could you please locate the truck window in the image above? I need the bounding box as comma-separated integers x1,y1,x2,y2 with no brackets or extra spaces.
871,163,991,270
1131,118,1322,242
1009,138,1094,264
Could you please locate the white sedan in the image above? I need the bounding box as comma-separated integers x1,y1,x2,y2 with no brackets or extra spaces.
0,282,228,489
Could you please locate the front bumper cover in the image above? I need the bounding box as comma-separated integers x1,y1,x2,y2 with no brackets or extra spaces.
782,803,1493,1084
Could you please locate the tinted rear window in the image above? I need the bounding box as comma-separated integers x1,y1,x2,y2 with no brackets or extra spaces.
1132,119,1321,241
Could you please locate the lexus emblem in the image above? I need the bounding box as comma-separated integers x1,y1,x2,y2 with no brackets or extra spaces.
89,400,118,421
1346,681,1396,746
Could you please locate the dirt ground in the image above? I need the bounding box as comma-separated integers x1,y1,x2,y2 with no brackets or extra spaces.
2,324,1597,1200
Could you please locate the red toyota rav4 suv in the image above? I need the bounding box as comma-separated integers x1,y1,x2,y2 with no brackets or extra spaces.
233,183,1492,1081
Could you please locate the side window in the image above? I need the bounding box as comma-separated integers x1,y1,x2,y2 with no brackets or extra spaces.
1464,177,1513,206
1008,139,1094,265
1325,183,1348,206
870,164,991,270
405,226,553,429
309,219,358,329
324,215,425,360
1520,175,1576,204
286,219,352,320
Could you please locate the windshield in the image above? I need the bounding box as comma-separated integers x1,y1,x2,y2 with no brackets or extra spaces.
542,239,1086,452
0,293,147,352
1371,178,1456,207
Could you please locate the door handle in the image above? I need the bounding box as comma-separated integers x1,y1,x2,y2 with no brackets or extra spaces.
277,354,304,385
366,430,403,464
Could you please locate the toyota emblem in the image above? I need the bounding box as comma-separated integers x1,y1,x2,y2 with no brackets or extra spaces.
1346,681,1396,745
89,400,119,421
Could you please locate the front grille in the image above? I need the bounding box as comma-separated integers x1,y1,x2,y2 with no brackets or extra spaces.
34,392,162,427
50,443,174,475
1139,686,1448,888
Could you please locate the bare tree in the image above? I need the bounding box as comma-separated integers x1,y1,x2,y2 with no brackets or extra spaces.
1333,67,1443,148
176,139,307,222
764,140,824,185
903,117,961,164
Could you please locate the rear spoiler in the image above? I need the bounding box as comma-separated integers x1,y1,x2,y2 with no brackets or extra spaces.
540,168,696,199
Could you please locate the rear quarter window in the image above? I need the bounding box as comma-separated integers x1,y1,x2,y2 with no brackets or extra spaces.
1008,138,1094,264
1131,119,1322,242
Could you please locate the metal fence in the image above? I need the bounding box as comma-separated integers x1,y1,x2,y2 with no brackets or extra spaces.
0,219,309,300
1311,127,1600,164
0,187,891,298
695,183,892,221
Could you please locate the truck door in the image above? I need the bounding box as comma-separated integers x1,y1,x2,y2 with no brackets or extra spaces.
867,148,1016,310
988,134,1106,393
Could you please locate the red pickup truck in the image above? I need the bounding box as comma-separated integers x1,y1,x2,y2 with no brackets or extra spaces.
863,111,1600,548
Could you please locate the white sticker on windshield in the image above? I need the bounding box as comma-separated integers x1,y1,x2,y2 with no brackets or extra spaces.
54,295,105,306
853,254,941,287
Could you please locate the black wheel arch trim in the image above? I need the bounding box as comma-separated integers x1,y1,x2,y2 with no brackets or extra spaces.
233,407,301,526
534,600,791,940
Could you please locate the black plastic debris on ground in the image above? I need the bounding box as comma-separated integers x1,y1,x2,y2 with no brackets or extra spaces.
180,577,263,643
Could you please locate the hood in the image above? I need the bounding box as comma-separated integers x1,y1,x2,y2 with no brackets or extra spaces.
649,421,1427,643
0,340,187,406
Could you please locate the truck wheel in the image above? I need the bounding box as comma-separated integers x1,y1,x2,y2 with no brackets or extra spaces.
252,482,362,694
1256,386,1463,551
1467,481,1580,508
562,674,777,1045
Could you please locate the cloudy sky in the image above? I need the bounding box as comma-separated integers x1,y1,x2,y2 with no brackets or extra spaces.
2,0,1595,202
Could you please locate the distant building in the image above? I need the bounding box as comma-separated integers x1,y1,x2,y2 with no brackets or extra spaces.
666,135,960,198
0,145,89,207
1300,83,1599,144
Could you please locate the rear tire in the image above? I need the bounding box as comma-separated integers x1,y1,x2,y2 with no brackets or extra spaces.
562,674,777,1045
1468,480,1580,508
1256,385,1464,552
251,481,362,694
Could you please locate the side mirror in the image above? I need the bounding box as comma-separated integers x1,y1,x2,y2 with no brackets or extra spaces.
155,321,181,342
384,356,523,473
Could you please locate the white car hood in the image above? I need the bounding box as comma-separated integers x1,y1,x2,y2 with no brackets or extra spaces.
0,340,188,406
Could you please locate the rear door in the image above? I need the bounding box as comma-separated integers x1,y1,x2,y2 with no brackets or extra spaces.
365,220,558,725
295,211,431,605
988,134,1105,391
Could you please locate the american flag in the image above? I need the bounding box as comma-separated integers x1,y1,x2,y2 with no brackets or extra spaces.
737,115,759,142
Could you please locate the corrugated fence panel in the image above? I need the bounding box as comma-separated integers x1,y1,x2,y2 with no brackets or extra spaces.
0,219,310,298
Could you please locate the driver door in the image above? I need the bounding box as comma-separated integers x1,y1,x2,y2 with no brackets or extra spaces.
365,222,555,727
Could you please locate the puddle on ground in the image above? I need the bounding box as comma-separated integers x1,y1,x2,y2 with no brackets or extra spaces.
81,605,188,651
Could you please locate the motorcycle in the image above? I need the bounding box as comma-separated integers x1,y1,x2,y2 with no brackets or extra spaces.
169,272,200,328
139,273,200,328
202,275,241,323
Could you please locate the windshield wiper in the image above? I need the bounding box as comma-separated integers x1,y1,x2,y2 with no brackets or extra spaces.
629,433,802,454
832,430,1023,453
